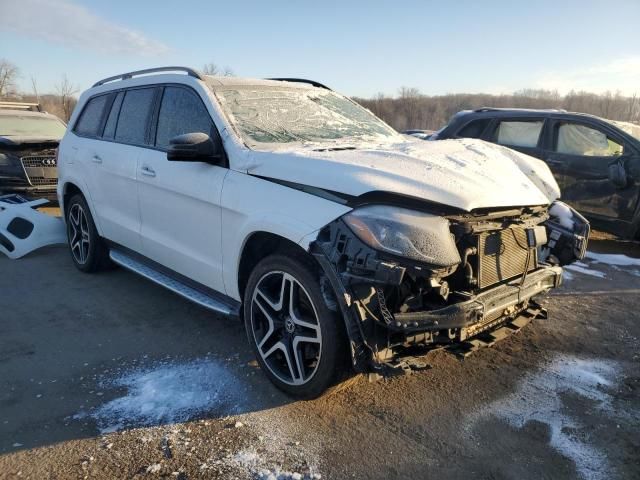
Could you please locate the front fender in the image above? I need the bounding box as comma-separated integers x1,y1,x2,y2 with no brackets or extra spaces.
220,170,350,300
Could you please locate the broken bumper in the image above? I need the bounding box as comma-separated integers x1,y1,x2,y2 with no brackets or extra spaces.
391,265,562,338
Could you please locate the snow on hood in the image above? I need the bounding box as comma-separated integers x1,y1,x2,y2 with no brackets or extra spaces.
243,138,560,212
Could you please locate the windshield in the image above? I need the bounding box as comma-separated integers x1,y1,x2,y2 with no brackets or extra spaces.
607,119,640,142
215,87,399,146
0,115,66,138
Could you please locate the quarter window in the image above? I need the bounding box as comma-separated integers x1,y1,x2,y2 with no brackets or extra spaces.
155,87,213,149
555,123,623,157
115,88,156,145
102,91,124,139
74,95,109,137
495,120,543,148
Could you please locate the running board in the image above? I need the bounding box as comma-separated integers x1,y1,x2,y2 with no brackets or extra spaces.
109,249,240,316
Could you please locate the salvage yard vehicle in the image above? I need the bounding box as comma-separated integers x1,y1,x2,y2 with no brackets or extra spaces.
0,102,66,202
433,108,640,239
57,67,589,397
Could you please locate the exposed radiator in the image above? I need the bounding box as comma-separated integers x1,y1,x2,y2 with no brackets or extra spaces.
477,227,536,289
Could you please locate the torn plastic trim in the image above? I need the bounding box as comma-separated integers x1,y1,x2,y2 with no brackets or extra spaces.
311,244,377,373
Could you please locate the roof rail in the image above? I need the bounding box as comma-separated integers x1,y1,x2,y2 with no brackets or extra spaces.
0,101,42,112
267,78,332,90
473,107,567,113
92,66,205,87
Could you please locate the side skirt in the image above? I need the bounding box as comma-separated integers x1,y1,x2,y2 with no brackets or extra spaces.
109,248,241,316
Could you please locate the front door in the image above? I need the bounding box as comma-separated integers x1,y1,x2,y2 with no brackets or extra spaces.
545,119,639,223
136,85,227,293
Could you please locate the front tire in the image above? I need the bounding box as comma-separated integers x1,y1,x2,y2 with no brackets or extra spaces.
243,253,347,398
65,194,110,273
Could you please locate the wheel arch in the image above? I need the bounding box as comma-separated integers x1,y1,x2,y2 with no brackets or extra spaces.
236,230,314,301
61,180,103,235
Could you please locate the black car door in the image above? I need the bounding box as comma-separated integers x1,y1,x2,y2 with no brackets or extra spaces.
544,118,639,224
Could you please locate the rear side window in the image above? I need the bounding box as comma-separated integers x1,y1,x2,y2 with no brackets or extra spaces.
74,95,109,137
102,91,124,139
115,88,156,145
495,120,543,148
458,119,490,138
155,86,213,149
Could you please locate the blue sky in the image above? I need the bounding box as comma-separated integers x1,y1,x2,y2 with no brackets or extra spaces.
1,0,639,97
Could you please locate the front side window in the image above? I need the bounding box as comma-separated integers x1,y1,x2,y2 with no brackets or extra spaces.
495,120,543,148
115,88,156,145
215,87,399,147
555,123,623,157
75,95,109,137
155,87,213,149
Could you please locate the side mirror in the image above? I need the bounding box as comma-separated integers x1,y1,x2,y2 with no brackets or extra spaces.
167,132,222,163
608,160,628,189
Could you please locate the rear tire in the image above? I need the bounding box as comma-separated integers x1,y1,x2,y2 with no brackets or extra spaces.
65,194,111,273
243,253,348,398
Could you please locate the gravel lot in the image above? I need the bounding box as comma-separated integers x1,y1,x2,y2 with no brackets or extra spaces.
0,229,639,479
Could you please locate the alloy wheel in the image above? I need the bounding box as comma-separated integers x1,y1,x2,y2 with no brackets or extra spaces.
250,271,322,386
68,203,90,265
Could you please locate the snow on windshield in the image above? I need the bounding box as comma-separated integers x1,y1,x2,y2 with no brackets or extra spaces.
216,87,398,146
0,115,66,138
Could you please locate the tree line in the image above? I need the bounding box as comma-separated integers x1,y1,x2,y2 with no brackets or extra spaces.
2,58,639,129
354,87,640,132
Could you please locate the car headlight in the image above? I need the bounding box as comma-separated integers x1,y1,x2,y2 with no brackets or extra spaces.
343,205,461,267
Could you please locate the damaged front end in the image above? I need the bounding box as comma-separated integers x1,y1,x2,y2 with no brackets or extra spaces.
310,200,590,376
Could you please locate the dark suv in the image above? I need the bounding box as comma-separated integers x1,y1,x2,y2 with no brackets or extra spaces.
434,108,640,238
0,102,67,202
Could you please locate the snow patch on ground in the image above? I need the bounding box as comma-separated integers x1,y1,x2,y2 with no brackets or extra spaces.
562,251,640,281
233,449,321,480
565,262,607,279
77,359,246,433
470,355,620,480
586,251,640,268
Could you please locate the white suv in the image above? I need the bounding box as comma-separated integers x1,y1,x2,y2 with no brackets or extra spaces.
58,67,589,397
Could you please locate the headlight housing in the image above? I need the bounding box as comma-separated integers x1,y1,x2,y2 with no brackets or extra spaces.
342,205,461,267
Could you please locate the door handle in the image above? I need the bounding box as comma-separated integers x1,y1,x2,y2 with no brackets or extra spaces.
140,165,156,177
91,154,102,164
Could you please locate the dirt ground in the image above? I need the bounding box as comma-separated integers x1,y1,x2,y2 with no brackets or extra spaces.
0,232,639,479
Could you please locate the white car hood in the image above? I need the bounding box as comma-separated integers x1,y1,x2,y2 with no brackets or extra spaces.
242,138,560,212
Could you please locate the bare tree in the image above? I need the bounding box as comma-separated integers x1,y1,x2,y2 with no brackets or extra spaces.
202,62,234,76
55,75,78,121
202,62,220,75
0,59,20,98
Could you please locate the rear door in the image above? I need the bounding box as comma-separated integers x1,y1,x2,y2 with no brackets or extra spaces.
544,118,639,223
486,117,547,160
136,84,227,292
85,87,157,250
